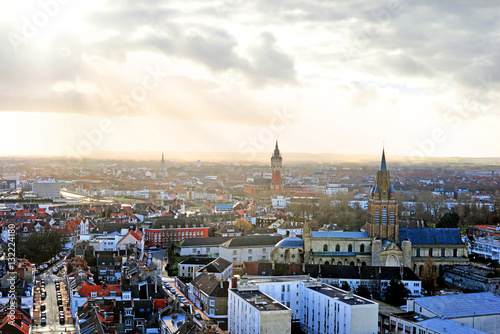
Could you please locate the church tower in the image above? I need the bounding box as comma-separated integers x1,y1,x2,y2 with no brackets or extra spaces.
160,152,166,176
271,141,282,192
366,149,399,242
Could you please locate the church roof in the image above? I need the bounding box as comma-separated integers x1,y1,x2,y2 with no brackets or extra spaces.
275,235,304,249
381,148,387,171
311,231,370,239
399,228,462,245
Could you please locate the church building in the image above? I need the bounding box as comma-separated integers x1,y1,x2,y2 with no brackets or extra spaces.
297,150,469,276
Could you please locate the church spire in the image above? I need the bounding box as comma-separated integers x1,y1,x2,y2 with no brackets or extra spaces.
381,148,387,171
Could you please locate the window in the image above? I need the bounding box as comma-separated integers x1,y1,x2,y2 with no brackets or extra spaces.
348,244,353,252
233,250,237,255
323,244,328,252
416,248,421,257
382,208,388,225
441,248,446,257
90,292,97,298
209,299,215,306
453,248,458,257
336,244,340,252
375,211,380,223
125,319,132,327
232,257,237,262
125,309,133,315
248,256,252,261
248,249,252,253
429,248,433,257
360,244,365,252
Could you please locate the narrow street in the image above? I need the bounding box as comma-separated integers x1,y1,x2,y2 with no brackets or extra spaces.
33,261,76,334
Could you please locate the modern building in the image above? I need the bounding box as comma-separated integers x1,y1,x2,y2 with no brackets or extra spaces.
301,283,379,334
228,285,292,334
32,180,61,199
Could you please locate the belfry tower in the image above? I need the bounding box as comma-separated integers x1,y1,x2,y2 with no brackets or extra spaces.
271,141,282,192
366,149,399,242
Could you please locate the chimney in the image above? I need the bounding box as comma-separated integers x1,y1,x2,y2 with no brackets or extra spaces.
220,280,223,289
231,277,238,289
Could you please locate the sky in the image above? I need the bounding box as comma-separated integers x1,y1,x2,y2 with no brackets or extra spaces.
1,0,500,159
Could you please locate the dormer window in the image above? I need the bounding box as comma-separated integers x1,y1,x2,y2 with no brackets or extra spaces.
90,292,97,298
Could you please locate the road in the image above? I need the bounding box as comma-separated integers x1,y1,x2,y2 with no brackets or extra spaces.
33,261,76,334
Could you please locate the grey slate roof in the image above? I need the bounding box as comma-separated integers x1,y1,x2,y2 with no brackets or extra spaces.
199,257,232,273
221,235,283,248
413,292,500,318
311,231,370,238
417,318,488,334
179,257,214,266
179,236,232,247
399,228,463,245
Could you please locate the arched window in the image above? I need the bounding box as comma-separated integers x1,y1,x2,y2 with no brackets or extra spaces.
441,248,446,257
350,261,355,266
429,248,433,257
337,261,342,266
453,248,458,257
324,261,329,265
361,261,366,266
348,244,353,252
323,244,328,252
360,244,365,253
416,248,421,257
336,244,340,252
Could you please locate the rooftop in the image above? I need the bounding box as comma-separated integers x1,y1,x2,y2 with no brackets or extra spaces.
308,285,377,306
399,228,462,245
230,289,290,312
418,318,488,334
413,292,500,318
311,231,370,239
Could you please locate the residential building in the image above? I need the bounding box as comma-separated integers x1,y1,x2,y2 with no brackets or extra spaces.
32,180,61,199
228,285,291,334
178,257,214,279
195,257,233,281
176,236,231,257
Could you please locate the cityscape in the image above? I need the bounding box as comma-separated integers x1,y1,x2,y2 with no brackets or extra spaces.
2,1,500,334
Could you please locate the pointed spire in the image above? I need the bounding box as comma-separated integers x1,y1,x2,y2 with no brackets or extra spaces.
381,148,387,171
161,152,164,162
275,140,279,149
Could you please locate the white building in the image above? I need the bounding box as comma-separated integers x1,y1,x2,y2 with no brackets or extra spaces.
177,236,231,257
229,277,379,334
178,257,214,279
301,282,378,334
219,235,283,264
272,196,291,209
471,237,500,261
228,285,292,334
32,181,61,199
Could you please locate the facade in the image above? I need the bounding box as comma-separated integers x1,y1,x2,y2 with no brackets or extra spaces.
32,181,61,199
219,235,283,265
178,257,214,279
176,236,231,257
470,237,500,261
143,224,209,247
188,273,229,327
301,283,378,334
228,286,292,334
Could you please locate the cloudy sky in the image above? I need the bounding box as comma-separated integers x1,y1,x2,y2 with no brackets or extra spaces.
1,0,499,159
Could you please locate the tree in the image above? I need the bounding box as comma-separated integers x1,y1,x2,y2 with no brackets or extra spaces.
16,230,65,264
341,281,351,292
384,278,408,306
354,285,371,299
421,257,437,296
437,211,460,228
234,218,253,231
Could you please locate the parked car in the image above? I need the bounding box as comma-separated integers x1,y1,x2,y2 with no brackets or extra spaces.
41,318,47,326
59,317,65,325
